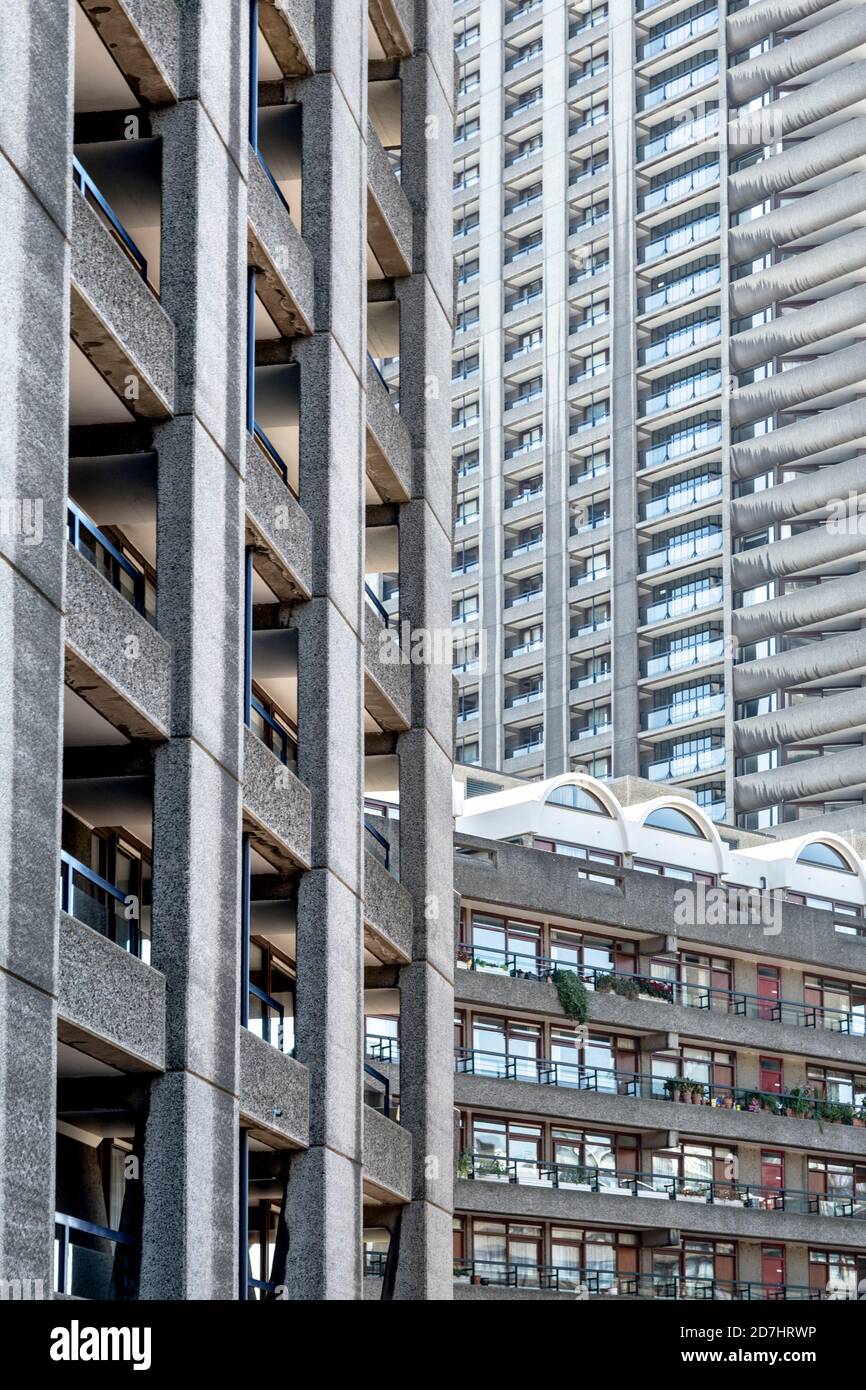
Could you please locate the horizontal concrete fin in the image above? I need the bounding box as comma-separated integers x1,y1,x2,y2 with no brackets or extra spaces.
731,341,866,428
736,745,866,813
735,686,866,756
731,398,866,480
726,0,839,53
732,570,866,643
728,117,866,214
729,173,866,266
728,59,866,148
731,284,866,374
731,523,866,588
730,457,866,532
733,629,866,702
730,228,866,319
728,6,866,105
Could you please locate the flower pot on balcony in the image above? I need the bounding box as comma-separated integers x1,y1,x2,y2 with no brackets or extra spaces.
853,1117,864,1128
721,1096,733,1109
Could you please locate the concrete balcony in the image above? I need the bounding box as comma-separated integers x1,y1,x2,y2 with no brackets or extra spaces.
58,912,165,1072
454,836,866,977
367,122,413,278
456,1176,866,1250
239,1025,309,1148
454,1069,866,1157
364,852,413,964
455,963,866,1071
65,543,171,740
247,150,314,337
245,434,312,601
363,1105,412,1204
71,186,174,419
259,0,315,75
366,362,412,502
364,606,410,731
79,0,179,103
242,724,311,872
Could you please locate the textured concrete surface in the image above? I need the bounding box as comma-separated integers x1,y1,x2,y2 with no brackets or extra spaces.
243,723,312,870
71,188,175,417
455,963,866,1069
244,434,312,599
365,359,413,501
363,1105,413,1202
364,851,413,963
247,148,314,335
65,544,171,738
59,912,166,1073
239,1025,309,1149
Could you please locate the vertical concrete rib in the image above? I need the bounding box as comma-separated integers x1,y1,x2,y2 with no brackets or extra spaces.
285,0,368,1300
608,0,639,779
393,0,455,1301
141,0,248,1300
0,0,72,1292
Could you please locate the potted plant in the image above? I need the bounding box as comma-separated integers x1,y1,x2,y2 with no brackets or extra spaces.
721,1093,734,1110
457,1150,474,1179
664,1076,684,1103
836,1103,854,1126
854,1103,866,1129
617,976,640,1001
595,973,617,994
456,944,473,969
690,1080,707,1106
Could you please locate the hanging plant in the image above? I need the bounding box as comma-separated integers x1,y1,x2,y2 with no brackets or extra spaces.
553,968,589,1024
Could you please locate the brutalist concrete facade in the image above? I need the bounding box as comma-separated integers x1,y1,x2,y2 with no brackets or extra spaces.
450,0,866,833
444,774,866,1300
0,0,453,1302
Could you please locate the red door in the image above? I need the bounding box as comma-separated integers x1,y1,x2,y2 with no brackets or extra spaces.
760,1056,783,1095
760,1151,784,1210
761,1244,785,1299
757,964,780,1021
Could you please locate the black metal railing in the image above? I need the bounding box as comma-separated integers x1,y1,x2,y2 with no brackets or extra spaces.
452,1259,825,1300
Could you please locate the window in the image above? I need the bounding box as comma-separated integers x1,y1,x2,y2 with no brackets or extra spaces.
796,841,854,872
546,783,610,815
644,806,707,837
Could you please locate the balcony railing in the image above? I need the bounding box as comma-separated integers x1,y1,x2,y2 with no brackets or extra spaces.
643,744,725,778
364,819,393,875
456,946,866,1037
60,851,141,956
643,691,724,729
67,499,147,616
249,694,298,772
641,530,722,573
642,582,723,625
642,636,724,676
54,1212,133,1298
454,1047,866,1127
457,1154,865,1218
366,1033,400,1065
365,1250,389,1277
72,156,148,280
453,1259,825,1300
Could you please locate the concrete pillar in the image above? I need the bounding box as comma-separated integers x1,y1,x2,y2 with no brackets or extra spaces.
609,0,640,777
393,3,455,1300
285,0,368,1300
0,0,72,1292
141,0,248,1300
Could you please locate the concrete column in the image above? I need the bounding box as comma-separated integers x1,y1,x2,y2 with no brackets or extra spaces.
285,0,368,1300
609,0,640,777
141,0,248,1299
0,0,72,1292
476,0,505,768
393,3,455,1300
541,0,569,775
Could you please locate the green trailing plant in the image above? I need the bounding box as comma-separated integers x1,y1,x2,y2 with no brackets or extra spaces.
553,968,589,1023
594,972,617,994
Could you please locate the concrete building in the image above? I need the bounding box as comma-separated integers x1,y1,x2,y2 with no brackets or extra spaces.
431,770,866,1299
450,0,866,832
0,0,453,1301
